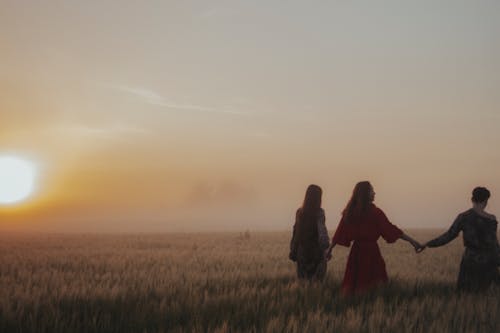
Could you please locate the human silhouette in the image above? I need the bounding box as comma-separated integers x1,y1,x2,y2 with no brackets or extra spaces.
419,187,500,291
325,181,421,295
289,184,329,281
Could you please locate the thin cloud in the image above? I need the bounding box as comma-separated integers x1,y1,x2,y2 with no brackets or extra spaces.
112,85,249,116
116,86,165,105
53,123,150,139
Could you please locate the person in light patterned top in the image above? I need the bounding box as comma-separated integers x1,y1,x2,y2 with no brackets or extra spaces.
420,187,500,291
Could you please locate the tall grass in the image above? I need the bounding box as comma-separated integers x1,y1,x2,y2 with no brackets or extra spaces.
0,231,498,332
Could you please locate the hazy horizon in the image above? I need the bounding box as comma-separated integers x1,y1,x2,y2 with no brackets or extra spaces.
1,1,499,232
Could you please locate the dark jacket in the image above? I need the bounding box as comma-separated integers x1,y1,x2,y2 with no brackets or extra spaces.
428,209,500,290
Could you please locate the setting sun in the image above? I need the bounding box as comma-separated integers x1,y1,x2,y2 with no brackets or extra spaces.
0,156,37,205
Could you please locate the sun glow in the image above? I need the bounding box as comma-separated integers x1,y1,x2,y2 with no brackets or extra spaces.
0,156,38,205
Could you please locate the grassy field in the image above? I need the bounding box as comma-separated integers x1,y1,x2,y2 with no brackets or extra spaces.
1,230,499,332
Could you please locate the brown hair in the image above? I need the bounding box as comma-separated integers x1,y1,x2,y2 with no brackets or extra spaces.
296,184,323,261
472,187,490,203
342,181,373,223
301,184,322,214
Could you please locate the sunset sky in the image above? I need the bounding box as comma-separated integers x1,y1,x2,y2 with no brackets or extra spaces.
1,1,499,232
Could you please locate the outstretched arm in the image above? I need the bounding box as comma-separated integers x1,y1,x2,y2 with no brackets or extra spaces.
424,214,463,249
400,233,423,252
325,216,352,261
325,242,336,261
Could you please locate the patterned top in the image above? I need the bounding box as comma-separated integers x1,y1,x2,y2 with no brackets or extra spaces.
316,209,330,250
289,208,329,261
427,209,500,264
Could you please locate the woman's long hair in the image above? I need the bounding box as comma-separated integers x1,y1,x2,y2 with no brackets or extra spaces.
302,184,322,214
342,181,373,223
296,185,322,258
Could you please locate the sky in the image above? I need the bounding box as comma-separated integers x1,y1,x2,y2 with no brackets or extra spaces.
1,0,499,232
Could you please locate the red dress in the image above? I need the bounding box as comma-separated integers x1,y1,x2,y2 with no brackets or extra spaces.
332,204,403,295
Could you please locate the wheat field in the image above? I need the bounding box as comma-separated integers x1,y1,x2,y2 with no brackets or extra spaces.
1,230,499,333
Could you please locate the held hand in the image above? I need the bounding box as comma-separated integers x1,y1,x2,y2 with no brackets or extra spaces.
415,242,427,253
324,249,332,261
411,241,422,253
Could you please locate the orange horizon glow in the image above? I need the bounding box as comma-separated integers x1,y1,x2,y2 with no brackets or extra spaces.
1,1,499,232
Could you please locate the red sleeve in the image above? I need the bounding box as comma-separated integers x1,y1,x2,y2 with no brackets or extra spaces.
332,216,352,247
376,208,403,243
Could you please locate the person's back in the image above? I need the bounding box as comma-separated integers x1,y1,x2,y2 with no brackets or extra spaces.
339,205,398,243
424,187,500,291
460,209,498,253
326,181,421,295
289,185,329,281
295,208,322,265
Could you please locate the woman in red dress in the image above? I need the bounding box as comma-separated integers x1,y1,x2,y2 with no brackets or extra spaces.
325,181,422,295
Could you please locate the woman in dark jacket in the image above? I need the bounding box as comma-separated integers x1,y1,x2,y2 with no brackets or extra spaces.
289,184,329,281
421,187,500,291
